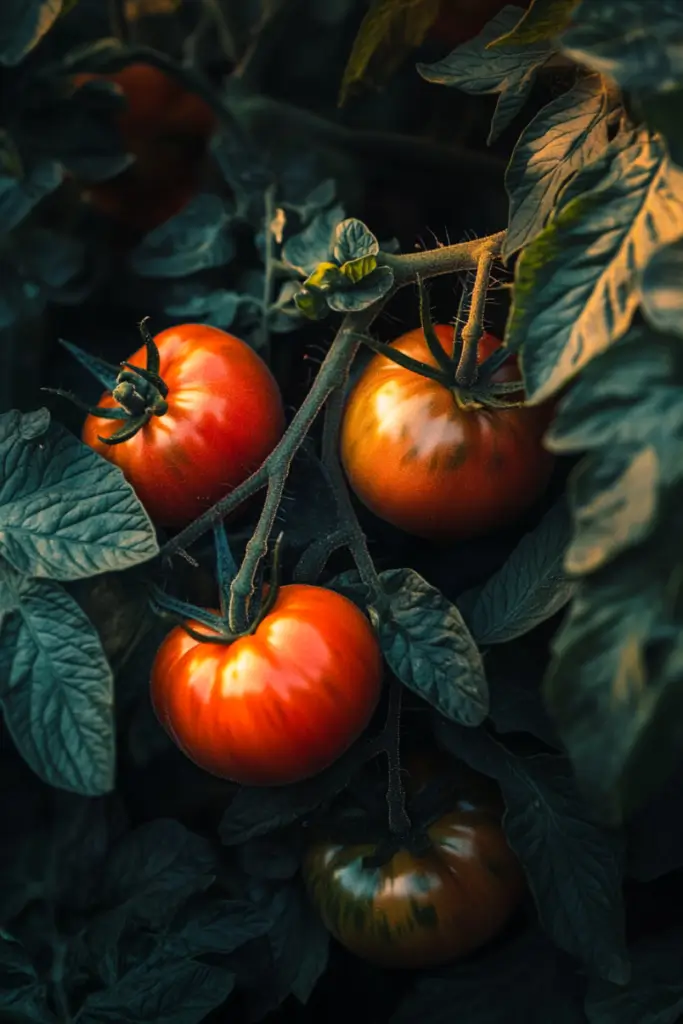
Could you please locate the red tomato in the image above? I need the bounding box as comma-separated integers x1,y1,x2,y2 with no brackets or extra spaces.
304,753,524,968
429,0,532,49
82,324,285,528
150,585,383,786
340,325,553,541
73,64,215,232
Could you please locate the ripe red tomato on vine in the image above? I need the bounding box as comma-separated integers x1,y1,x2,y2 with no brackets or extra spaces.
150,584,383,786
81,322,285,529
304,752,525,968
429,0,532,49
72,63,216,233
340,324,553,541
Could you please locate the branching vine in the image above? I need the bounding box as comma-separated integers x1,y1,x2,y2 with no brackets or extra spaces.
160,233,506,621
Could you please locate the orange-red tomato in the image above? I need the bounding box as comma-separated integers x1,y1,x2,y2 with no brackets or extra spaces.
303,754,524,968
150,585,383,786
82,324,285,528
340,325,553,541
72,63,215,232
429,0,532,49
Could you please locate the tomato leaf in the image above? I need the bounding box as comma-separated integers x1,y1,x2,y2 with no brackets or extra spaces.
130,194,236,278
417,6,554,144
281,204,346,276
391,927,586,1024
77,957,235,1024
59,338,120,392
245,880,329,1016
561,0,683,95
219,739,370,845
506,131,683,403
0,0,65,66
0,569,115,795
0,410,158,580
0,932,53,1022
333,218,380,265
155,899,272,961
162,284,244,329
0,159,63,233
100,820,217,929
338,0,441,107
490,0,581,48
585,929,683,1024
458,501,576,645
377,568,488,727
640,236,683,336
435,718,630,984
543,326,683,821
326,265,395,311
503,74,613,258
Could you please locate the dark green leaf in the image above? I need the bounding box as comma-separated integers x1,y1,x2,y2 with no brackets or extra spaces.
392,927,587,1024
585,929,683,1024
377,568,488,726
326,265,394,311
281,204,346,276
459,501,575,644
626,762,683,881
159,900,271,960
561,1,683,95
239,833,303,880
504,74,612,257
101,820,217,928
0,0,64,66
640,236,683,336
491,0,581,46
435,720,629,983
130,195,235,278
332,218,379,265
0,570,115,795
0,410,158,580
0,931,53,1022
418,6,553,144
14,229,86,294
639,87,683,170
248,881,328,1013
506,131,683,403
78,959,234,1024
219,740,368,844
0,161,63,233
163,285,244,329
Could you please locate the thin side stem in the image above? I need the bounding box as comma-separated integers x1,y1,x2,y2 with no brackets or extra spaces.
228,474,286,633
384,682,411,838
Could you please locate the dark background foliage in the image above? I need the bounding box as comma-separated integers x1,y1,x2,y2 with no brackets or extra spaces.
2,1,683,1022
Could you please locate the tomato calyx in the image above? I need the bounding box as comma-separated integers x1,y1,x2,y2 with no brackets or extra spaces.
43,318,171,446
149,531,284,646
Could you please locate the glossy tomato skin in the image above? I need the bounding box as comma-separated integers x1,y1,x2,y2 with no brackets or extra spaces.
304,756,524,968
340,325,553,541
150,585,383,786
73,64,215,232
429,0,531,49
82,324,285,528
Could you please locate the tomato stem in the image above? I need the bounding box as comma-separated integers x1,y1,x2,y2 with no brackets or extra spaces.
384,682,411,838
455,251,494,388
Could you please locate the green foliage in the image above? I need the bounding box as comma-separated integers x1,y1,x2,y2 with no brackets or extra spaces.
418,6,555,144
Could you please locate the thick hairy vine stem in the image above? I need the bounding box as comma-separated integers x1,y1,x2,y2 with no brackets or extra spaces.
160,232,506,592
456,250,495,387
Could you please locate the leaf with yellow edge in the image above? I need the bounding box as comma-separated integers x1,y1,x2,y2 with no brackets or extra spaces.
488,0,580,48
339,0,441,107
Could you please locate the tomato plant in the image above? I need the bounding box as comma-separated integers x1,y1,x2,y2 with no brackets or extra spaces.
72,63,215,232
82,323,285,528
340,325,553,541
150,584,383,786
303,753,525,968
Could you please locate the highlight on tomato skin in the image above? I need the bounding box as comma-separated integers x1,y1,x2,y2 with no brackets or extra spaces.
72,63,216,233
303,753,525,969
340,324,554,542
81,323,286,529
150,584,384,787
